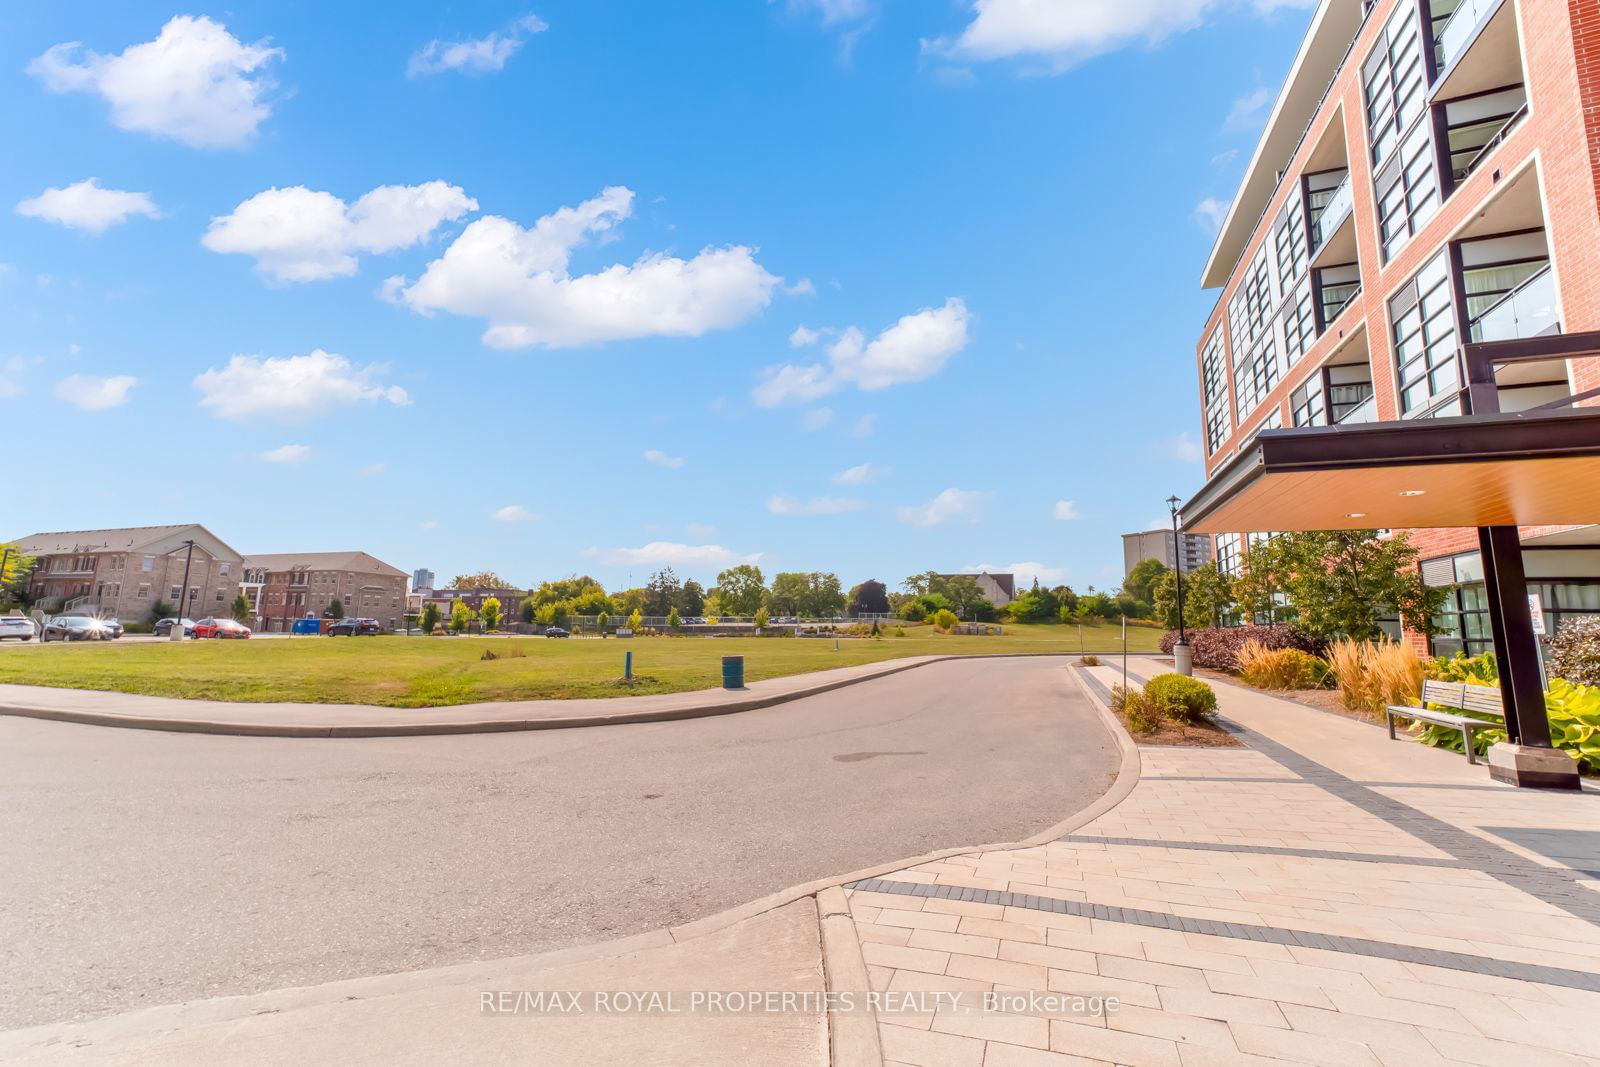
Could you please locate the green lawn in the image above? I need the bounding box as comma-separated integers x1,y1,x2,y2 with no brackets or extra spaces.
0,623,1163,707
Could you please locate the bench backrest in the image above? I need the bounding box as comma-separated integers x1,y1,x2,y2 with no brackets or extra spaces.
1420,679,1505,718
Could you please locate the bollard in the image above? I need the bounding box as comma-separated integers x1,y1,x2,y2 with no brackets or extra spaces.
625,650,633,680
722,655,745,690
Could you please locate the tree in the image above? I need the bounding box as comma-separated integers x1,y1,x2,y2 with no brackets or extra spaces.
519,597,537,624
1232,539,1293,624
450,600,471,634
902,571,946,598
667,606,681,631
627,608,643,631
0,544,37,608
767,572,809,615
1123,558,1170,608
645,567,682,616
848,579,890,616
754,606,769,630
450,570,511,590
702,591,724,619
149,599,176,624
597,611,610,634
942,575,984,618
617,588,648,614
1154,563,1233,629
325,597,346,620
716,564,766,615
679,579,705,616
420,601,442,634
480,596,503,631
230,592,251,623
1271,530,1444,640
800,572,846,618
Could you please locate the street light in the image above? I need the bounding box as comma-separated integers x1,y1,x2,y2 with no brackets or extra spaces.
173,539,196,642
1167,496,1193,676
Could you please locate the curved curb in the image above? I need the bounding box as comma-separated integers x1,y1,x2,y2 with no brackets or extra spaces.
817,886,883,1067
0,651,1097,739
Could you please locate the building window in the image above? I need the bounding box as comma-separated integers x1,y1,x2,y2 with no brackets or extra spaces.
1390,252,1460,415
1376,121,1440,261
220,563,231,576
1428,552,1600,657
1279,282,1317,366
137,583,150,599
142,556,154,572
169,585,182,601
1363,2,1426,168
1201,329,1231,455
1216,533,1243,578
1233,338,1280,418
1290,376,1325,427
1316,263,1361,327
1273,200,1308,294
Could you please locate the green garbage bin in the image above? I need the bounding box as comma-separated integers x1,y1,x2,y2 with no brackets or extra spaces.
722,655,745,689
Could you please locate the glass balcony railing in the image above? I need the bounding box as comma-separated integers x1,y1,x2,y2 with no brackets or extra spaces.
1469,267,1559,343
1437,0,1499,72
1334,393,1377,425
1313,174,1353,249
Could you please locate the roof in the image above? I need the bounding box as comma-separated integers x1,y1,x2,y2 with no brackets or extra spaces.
1200,0,1366,289
1179,408,1600,534
942,572,1016,599
9,524,243,562
242,551,407,578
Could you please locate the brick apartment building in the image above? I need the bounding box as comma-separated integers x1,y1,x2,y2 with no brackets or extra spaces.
1192,0,1600,655
246,551,409,632
11,524,244,621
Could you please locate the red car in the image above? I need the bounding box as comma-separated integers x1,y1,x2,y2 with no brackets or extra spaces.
194,617,252,639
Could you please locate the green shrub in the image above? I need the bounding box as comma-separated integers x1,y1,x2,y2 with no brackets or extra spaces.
929,608,958,632
1120,688,1162,735
1549,616,1600,687
1142,674,1218,724
1239,643,1327,690
1078,654,1100,667
1426,650,1497,685
1410,678,1600,770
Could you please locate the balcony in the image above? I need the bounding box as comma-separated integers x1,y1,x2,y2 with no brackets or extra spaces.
1334,393,1378,425
1469,267,1559,343
1310,174,1357,270
1432,0,1520,102
1313,173,1352,249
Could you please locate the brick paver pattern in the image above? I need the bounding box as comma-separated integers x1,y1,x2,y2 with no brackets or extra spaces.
845,659,1600,1066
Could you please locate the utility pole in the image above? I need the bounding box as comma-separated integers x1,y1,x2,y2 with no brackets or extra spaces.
177,539,196,626
1167,496,1193,676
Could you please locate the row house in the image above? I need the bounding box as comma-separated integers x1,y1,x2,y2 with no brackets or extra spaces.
245,551,409,632
11,524,243,620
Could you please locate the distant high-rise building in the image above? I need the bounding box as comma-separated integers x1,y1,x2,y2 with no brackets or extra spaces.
1123,530,1212,578
412,568,435,592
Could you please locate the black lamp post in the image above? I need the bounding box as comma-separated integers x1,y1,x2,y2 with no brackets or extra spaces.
176,540,195,635
1167,496,1193,675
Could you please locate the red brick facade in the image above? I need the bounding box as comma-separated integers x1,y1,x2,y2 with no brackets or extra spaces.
1195,0,1600,650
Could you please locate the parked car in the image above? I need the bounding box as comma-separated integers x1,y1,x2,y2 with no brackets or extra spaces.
153,617,196,638
0,615,37,641
42,616,106,642
544,626,570,638
194,617,251,639
98,617,124,640
327,617,381,637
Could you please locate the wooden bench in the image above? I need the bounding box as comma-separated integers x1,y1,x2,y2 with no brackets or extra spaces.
1386,680,1505,765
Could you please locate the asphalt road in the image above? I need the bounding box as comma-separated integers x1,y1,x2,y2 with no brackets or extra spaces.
0,656,1118,1030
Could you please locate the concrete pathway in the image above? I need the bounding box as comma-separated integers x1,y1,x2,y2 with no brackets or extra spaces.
0,654,1040,736
847,656,1600,1066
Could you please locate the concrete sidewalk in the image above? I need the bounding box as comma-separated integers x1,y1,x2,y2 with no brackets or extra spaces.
847,656,1600,1065
0,654,995,737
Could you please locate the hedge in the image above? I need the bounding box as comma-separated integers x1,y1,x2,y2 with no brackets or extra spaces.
1160,624,1326,672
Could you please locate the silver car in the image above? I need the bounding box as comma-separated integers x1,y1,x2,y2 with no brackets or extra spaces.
0,615,36,641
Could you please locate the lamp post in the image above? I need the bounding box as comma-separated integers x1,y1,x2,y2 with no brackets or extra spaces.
1167,496,1193,676
172,539,195,642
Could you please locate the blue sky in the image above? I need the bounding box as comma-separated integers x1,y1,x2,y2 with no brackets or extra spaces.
1,1,1315,592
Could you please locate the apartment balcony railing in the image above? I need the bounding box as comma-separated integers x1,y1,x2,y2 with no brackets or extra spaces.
1437,0,1502,73
1313,173,1354,250
1469,266,1559,343
1334,393,1378,425
1453,103,1527,183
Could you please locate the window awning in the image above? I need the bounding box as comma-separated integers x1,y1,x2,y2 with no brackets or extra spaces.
1180,408,1600,534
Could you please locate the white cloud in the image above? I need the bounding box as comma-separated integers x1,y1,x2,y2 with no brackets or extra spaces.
584,541,763,568
1052,499,1080,520
193,349,410,422
852,413,877,438
923,0,1315,73
789,0,873,25
789,325,820,347
766,494,865,516
260,443,311,463
1169,433,1204,462
643,449,685,469
16,178,159,233
1224,86,1273,133
896,487,990,528
1193,196,1231,235
833,461,888,485
203,182,478,283
408,14,547,77
358,462,386,477
28,16,281,149
802,407,833,431
392,186,780,348
419,520,440,531
55,373,136,411
785,277,817,296
753,298,970,405
493,505,538,522
965,561,1068,587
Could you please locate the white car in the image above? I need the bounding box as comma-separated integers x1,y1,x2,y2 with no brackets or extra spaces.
0,615,38,641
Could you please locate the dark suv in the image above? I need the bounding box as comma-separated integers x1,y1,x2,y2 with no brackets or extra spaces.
328,617,381,637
